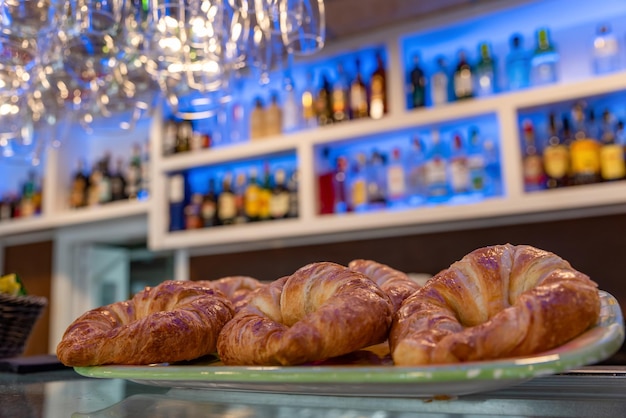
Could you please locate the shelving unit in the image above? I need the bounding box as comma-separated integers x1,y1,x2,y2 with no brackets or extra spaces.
2,0,626,254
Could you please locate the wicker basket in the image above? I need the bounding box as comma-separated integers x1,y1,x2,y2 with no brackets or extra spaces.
0,292,47,359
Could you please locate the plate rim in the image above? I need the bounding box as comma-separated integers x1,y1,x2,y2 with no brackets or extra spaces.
74,290,625,385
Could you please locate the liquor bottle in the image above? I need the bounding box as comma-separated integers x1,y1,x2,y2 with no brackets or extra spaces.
168,172,186,231
87,162,101,206
315,73,333,126
138,141,151,200
334,155,349,213
424,129,449,201
543,113,570,188
201,178,218,227
386,148,406,206
474,42,496,97
217,174,237,225
332,63,349,123
453,49,474,100
483,138,502,196
530,27,559,86
110,157,128,201
592,24,620,75
506,33,530,91
407,54,426,109
265,92,283,137
521,120,545,192
244,167,261,222
599,110,626,181
126,143,142,199
287,169,299,218
189,129,205,152
163,118,178,156
301,71,318,129
350,58,369,119
269,168,290,219
317,147,336,214
282,70,300,133
249,97,266,140
448,132,470,195
184,193,203,230
348,153,368,212
406,135,426,206
366,150,387,209
570,103,601,185
233,172,248,224
466,127,486,194
258,163,272,221
0,194,10,221
369,50,387,119
175,120,192,153
20,171,37,218
98,152,112,204
430,56,449,106
69,159,89,209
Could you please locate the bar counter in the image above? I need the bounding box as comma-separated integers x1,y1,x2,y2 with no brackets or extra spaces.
2,365,626,418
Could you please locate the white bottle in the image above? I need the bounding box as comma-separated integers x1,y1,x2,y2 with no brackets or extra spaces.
593,24,620,75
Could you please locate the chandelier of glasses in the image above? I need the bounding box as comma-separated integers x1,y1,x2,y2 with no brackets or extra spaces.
0,0,325,164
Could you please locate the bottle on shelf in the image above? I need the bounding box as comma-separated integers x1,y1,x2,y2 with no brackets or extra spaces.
448,132,470,196
98,152,112,204
599,110,626,181
386,147,406,207
217,173,237,225
0,194,11,221
474,42,496,97
405,135,427,206
168,172,187,232
184,193,203,230
592,23,620,75
282,70,300,133
201,177,218,227
348,153,368,212
407,53,427,109
332,63,349,123
233,172,248,224
349,57,369,119
301,71,318,129
366,150,387,209
126,143,143,200
452,49,474,100
87,162,102,207
162,119,178,156
333,155,349,213
138,141,150,200
110,157,128,201
506,33,530,91
287,169,299,219
430,56,449,106
466,127,486,194
19,171,38,218
543,113,570,189
315,73,333,126
244,167,261,222
317,147,336,215
483,137,502,196
265,92,283,137
424,129,449,201
369,50,387,119
258,163,272,221
269,168,290,219
530,27,559,87
69,159,89,209
520,119,545,192
569,103,601,185
175,120,192,153
249,97,266,140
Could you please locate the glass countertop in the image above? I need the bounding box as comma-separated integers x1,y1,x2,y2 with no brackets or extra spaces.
1,366,626,418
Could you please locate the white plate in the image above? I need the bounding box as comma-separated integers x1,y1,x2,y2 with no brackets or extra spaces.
74,291,624,397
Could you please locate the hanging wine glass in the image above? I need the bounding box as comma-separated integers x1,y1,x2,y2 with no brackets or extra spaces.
0,0,63,37
280,0,325,56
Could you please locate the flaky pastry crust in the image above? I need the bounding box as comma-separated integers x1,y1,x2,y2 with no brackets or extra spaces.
390,244,601,365
217,262,393,365
56,280,233,366
348,259,421,312
195,276,265,312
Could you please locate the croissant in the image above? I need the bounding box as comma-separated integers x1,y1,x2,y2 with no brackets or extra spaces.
56,280,234,366
195,276,265,312
217,262,393,365
390,244,601,365
348,259,422,312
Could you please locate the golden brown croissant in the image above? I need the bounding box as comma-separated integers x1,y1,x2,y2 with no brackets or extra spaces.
195,276,265,312
217,262,393,365
390,244,601,365
56,280,234,366
348,259,421,312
